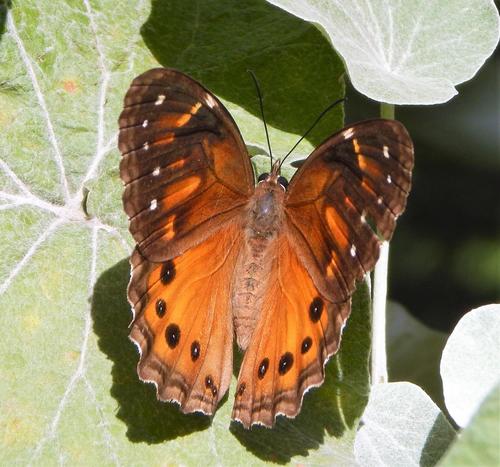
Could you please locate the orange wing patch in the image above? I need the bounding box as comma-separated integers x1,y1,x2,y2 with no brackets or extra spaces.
157,101,202,127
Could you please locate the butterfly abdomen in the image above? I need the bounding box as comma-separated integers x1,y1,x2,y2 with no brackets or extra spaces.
231,182,285,350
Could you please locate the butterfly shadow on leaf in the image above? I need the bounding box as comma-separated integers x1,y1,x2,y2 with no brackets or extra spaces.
91,258,214,443
0,1,11,42
91,260,371,452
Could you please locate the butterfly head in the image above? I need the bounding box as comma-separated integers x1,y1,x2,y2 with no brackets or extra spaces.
257,159,288,191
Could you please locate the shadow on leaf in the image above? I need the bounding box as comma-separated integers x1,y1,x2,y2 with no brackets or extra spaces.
420,410,456,466
91,258,211,443
141,0,344,149
0,1,11,41
229,366,353,463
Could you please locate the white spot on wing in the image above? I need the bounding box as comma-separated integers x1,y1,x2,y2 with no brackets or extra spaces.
377,197,383,205
150,199,157,210
361,211,366,223
143,142,149,150
205,94,217,109
383,145,390,158
152,167,160,176
343,128,354,139
155,94,166,105
387,175,392,184
142,119,148,128
350,244,356,257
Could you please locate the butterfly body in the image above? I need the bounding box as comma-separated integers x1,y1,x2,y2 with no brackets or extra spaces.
232,169,286,350
119,68,414,428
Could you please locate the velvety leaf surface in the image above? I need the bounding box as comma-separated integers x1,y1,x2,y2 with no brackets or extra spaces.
354,382,456,467
440,304,500,427
266,0,500,104
0,1,372,465
439,383,500,467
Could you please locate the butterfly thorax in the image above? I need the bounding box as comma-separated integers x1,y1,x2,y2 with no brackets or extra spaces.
231,181,286,350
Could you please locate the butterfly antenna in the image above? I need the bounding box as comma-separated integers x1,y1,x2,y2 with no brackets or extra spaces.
279,97,345,169
248,70,273,169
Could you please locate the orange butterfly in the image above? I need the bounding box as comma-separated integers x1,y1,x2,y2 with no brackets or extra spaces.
118,68,414,428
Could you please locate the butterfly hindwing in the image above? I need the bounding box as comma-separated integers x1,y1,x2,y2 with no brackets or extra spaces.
129,222,243,414
119,68,254,262
232,233,350,428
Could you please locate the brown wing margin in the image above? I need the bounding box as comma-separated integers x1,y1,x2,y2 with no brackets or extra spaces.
118,68,254,262
284,119,414,303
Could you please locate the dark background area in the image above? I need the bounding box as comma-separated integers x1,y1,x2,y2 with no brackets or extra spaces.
346,52,499,332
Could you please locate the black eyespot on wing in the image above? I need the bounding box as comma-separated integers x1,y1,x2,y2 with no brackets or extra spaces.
258,358,269,379
191,341,200,361
278,352,294,375
301,336,313,354
277,176,288,189
165,324,180,348
161,260,176,285
205,375,213,388
257,172,269,183
309,297,323,322
155,298,166,318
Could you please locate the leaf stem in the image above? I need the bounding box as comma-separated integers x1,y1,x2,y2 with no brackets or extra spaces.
380,102,395,119
371,102,395,385
371,241,389,384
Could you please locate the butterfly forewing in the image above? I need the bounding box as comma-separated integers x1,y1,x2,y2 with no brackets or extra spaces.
119,68,254,262
284,119,414,302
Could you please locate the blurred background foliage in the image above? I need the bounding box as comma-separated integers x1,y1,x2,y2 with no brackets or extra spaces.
346,51,499,332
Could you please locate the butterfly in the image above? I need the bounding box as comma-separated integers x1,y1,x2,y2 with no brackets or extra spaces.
118,68,414,429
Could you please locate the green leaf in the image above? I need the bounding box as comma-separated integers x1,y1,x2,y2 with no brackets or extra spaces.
440,304,500,427
439,383,500,467
266,0,500,104
386,302,448,410
0,1,372,465
354,382,456,467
